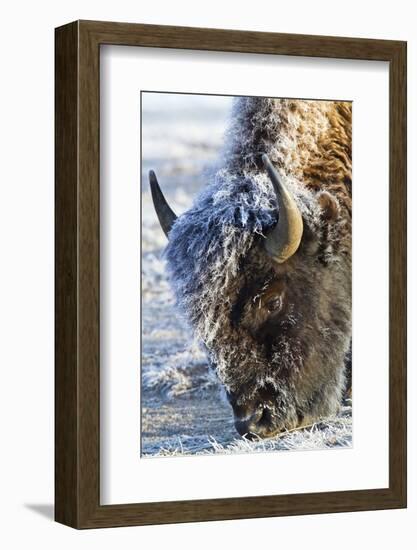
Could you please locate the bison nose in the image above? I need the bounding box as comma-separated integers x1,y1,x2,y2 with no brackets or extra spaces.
234,404,275,439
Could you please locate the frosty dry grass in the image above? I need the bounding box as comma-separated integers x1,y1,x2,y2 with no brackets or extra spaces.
150,404,352,457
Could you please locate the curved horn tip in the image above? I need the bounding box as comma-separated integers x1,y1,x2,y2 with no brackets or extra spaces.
148,170,177,239
262,153,277,173
149,170,158,187
261,153,270,167
262,154,283,186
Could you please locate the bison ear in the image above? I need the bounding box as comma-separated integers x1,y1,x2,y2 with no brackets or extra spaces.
317,191,340,223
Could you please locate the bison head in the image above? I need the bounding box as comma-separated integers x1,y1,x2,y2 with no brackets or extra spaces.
150,154,351,439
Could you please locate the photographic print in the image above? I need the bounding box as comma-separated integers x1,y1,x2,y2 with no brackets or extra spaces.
141,92,352,457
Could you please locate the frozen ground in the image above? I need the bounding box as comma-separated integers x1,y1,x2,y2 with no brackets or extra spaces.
140,92,352,457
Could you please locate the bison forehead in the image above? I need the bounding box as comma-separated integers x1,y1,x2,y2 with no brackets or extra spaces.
165,171,278,309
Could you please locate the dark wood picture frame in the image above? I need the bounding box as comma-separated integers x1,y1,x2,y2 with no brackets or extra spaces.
55,20,407,529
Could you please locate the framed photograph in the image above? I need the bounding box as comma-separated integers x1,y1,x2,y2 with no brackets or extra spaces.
55,20,407,528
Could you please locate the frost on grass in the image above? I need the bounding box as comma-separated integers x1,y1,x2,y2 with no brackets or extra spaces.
143,343,218,397
149,403,352,457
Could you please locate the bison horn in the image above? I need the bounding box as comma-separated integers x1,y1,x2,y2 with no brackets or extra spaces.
262,154,303,263
149,170,177,238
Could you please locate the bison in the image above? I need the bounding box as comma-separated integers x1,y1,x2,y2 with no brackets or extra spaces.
149,97,352,439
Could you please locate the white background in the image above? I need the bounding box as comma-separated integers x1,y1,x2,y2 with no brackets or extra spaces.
0,0,415,548
101,47,389,504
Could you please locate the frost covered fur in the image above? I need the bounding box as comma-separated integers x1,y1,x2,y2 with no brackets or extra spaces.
165,97,352,437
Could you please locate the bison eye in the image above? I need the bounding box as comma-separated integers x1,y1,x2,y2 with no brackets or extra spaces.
265,296,283,313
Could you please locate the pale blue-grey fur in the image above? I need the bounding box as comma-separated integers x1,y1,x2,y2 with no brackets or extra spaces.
166,171,275,338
